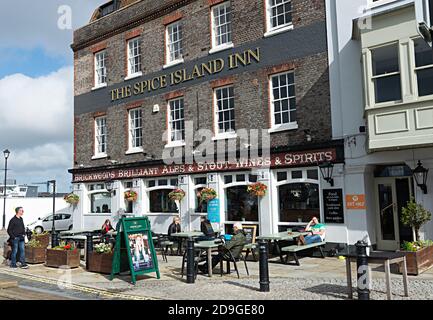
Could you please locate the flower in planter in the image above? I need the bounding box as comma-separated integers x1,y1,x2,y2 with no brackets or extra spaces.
401,240,433,252
197,188,217,203
124,190,138,202
64,193,79,206
53,241,77,251
247,182,268,197
94,243,113,254
401,198,432,242
26,239,43,248
168,188,186,202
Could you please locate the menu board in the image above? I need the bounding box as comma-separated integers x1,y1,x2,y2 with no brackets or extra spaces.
323,189,344,224
110,216,160,284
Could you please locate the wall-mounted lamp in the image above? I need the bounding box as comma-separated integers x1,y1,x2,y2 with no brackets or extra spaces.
413,160,429,194
319,161,334,187
105,180,116,196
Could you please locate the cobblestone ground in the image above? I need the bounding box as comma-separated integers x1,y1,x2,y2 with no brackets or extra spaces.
1,252,433,300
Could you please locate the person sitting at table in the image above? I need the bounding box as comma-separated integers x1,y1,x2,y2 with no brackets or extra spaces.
298,217,325,245
198,222,246,274
196,216,216,241
168,216,182,253
101,219,115,243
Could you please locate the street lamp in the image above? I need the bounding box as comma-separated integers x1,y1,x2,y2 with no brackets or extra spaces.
319,161,335,187
413,161,429,194
2,149,10,229
48,180,59,247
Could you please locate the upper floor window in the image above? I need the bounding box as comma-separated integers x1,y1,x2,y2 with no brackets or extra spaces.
168,98,185,144
414,38,433,97
265,0,293,36
371,44,401,103
211,1,233,51
166,21,183,65
94,50,107,87
269,71,297,131
214,86,236,137
127,37,141,77
95,117,107,157
128,108,143,151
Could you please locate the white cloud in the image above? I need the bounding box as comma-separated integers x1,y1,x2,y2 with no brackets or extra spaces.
0,67,74,192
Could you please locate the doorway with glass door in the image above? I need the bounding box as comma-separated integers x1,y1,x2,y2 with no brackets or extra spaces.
375,176,414,251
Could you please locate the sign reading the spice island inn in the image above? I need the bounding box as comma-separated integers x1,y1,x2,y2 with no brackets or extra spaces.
73,148,338,183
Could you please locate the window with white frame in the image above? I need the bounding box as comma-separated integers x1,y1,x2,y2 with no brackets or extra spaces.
194,176,208,213
211,1,232,49
414,38,433,97
270,71,297,129
214,86,235,136
166,21,183,64
129,108,143,150
147,178,178,213
94,50,107,86
95,117,107,156
127,37,141,76
88,184,111,214
371,44,401,103
275,168,320,231
266,0,293,33
168,98,185,143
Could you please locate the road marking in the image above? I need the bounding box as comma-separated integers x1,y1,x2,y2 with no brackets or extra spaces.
0,269,158,300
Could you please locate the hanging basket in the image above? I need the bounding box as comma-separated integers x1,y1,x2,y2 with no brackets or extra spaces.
64,193,79,205
197,188,217,202
169,188,186,202
124,190,138,202
247,182,268,197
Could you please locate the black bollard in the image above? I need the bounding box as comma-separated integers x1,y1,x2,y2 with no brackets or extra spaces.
258,240,270,292
356,240,370,300
51,231,59,248
186,238,195,284
86,234,94,270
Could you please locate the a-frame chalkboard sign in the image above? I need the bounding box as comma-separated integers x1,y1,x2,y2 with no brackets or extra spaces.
110,216,160,284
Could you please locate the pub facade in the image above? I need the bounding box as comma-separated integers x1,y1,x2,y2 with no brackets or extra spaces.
70,0,346,247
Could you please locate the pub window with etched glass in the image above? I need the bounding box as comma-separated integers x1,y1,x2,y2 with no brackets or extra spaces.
214,86,236,137
128,108,143,151
89,184,111,214
414,38,433,97
211,1,232,50
265,0,293,34
166,21,183,65
147,178,178,213
127,37,141,76
371,43,402,103
168,97,185,144
194,176,208,213
123,181,134,214
270,71,297,130
94,50,107,87
95,116,107,156
276,168,320,231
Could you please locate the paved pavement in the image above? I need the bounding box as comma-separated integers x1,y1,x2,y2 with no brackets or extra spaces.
1,250,433,300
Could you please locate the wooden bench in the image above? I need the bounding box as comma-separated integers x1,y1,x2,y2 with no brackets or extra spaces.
281,241,326,266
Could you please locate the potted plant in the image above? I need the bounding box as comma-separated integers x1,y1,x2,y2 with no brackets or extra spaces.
32,230,50,248
197,187,217,202
46,241,80,268
399,198,433,275
124,190,138,202
64,193,80,206
168,188,186,202
88,243,114,274
25,239,46,264
247,182,268,197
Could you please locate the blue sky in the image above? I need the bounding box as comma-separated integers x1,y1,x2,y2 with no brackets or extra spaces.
0,0,106,193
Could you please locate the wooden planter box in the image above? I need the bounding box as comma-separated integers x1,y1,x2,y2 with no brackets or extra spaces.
88,252,114,274
33,233,50,248
3,242,11,259
45,249,80,268
399,245,433,275
25,246,46,264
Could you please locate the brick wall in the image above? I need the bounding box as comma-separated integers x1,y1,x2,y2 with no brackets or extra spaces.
73,0,331,168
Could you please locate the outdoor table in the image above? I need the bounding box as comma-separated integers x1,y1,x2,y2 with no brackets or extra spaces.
170,232,204,255
59,229,100,236
195,240,223,277
256,231,310,262
339,251,409,300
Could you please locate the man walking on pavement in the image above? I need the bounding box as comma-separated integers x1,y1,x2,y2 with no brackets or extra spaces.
7,207,29,269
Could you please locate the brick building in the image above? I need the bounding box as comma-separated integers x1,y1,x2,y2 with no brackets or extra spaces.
69,0,344,240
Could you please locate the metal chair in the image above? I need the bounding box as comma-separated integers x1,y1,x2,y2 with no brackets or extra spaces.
219,246,249,279
180,248,207,279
